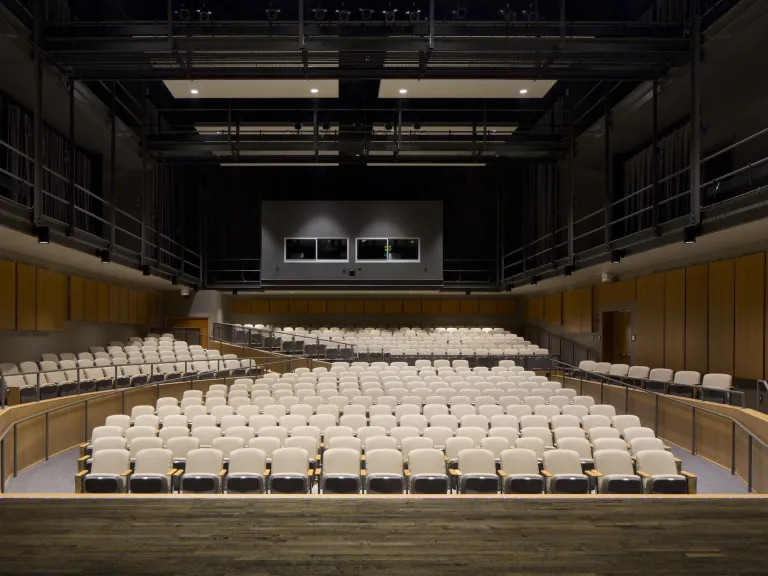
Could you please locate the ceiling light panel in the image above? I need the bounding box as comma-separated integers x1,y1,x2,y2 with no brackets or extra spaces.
165,79,339,99
378,79,555,99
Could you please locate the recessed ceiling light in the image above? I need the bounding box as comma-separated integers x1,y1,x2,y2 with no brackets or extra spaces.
190,89,199,95
399,89,407,94
519,89,528,94
310,88,319,94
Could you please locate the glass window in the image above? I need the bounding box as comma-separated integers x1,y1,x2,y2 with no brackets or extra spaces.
389,238,419,261
357,239,389,261
317,238,348,261
285,239,316,261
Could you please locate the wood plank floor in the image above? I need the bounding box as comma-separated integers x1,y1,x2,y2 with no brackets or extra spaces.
1,495,768,575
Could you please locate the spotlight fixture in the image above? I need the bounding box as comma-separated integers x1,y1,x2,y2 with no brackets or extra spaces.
337,8,351,21
500,6,517,21
653,225,663,237
399,88,408,94
353,122,363,131
530,276,539,286
313,8,327,20
233,289,239,296
36,225,50,244
452,5,468,19
413,122,422,130
385,122,393,131
519,88,528,95
197,6,211,23
190,88,199,95
383,5,397,22
141,264,151,277
564,264,574,277
715,180,721,191
322,122,331,131
310,88,319,94
99,249,111,264
360,7,373,20
610,249,623,264
683,225,698,244
171,275,179,285
505,284,513,292
265,8,280,20
465,289,471,296
294,122,303,131
178,7,190,20
407,9,420,22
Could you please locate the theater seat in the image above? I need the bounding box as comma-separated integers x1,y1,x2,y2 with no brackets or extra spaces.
181,448,225,493
636,450,696,494
130,448,175,493
82,449,130,493
590,449,642,494
542,449,589,494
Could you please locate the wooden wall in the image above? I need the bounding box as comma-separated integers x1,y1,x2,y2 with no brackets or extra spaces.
526,250,768,379
232,298,518,320
0,258,160,332
1,495,767,576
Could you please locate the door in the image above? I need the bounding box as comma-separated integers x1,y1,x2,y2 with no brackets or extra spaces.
601,310,631,363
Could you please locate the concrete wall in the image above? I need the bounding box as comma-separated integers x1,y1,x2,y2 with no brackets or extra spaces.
162,290,224,337
260,201,443,286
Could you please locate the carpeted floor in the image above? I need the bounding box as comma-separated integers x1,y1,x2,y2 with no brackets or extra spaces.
4,443,749,494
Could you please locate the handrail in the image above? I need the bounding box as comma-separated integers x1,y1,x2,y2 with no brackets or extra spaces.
550,358,763,492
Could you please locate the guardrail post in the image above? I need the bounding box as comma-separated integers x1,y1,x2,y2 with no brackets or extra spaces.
689,2,702,227
624,384,629,414
45,411,49,460
748,434,753,493
83,400,89,442
731,420,736,475
691,406,696,455
13,423,17,477
32,0,43,226
37,373,41,402
655,394,660,435
0,438,4,493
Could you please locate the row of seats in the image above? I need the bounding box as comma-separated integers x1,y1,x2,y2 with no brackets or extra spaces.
578,361,732,390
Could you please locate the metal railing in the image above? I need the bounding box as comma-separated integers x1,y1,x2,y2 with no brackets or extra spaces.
212,323,357,360
0,356,303,493
503,122,768,281
550,359,763,492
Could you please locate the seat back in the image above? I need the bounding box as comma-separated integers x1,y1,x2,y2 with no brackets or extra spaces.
134,448,173,475
514,437,545,458
322,448,361,477
366,449,403,475
673,370,701,385
211,436,246,458
409,448,447,475
90,448,130,475
543,449,583,475
593,438,630,452
636,449,679,476
594,449,635,476
364,435,398,452
648,368,673,382
457,448,496,474
185,448,224,474
611,414,642,433
629,437,665,455
702,373,732,389
500,448,539,475
248,437,282,460
554,437,592,460
228,448,267,475
129,437,164,459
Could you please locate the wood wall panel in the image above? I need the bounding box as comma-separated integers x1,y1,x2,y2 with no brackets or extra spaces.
365,300,384,314
269,300,289,314
384,300,403,314
36,268,56,331
562,291,580,333
528,297,544,320
459,300,478,314
69,276,84,322
2,496,768,576
288,300,308,314
579,288,593,332
478,300,497,314
544,293,562,325
685,264,709,374
0,259,16,330
16,264,37,331
403,300,421,314
440,300,460,314
635,273,666,368
97,282,109,323
149,294,159,321
308,300,327,314
735,253,765,380
128,290,139,324
232,299,250,314
250,300,269,314
84,280,98,323
138,292,150,325
664,268,686,372
421,300,440,314
497,299,515,314
345,300,364,314
595,279,636,310
108,285,120,323
119,287,130,324
326,300,345,315
709,259,735,376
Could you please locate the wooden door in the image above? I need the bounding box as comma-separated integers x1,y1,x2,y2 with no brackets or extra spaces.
165,317,209,347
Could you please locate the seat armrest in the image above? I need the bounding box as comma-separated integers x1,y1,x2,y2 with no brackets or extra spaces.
75,470,88,494
360,454,366,461
174,469,184,477
121,469,132,477
312,468,319,476
264,469,271,476
585,469,602,477
636,471,650,478
218,469,227,477
681,471,696,479
404,469,411,476
681,471,697,494
167,469,177,476
449,469,462,476
540,470,552,477
360,469,366,476
497,470,507,477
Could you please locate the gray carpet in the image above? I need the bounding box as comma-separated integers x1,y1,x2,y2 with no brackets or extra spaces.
5,444,749,494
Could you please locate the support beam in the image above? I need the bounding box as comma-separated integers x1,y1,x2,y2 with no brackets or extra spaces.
140,82,148,264
298,0,305,50
689,6,702,226
652,79,659,229
604,92,612,247
428,0,435,50
33,0,43,226
109,81,117,248
567,91,575,264
67,80,76,235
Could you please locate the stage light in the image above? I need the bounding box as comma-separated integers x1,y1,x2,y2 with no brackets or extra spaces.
530,276,539,286
36,226,50,244
611,250,623,264
190,89,199,95
684,226,698,244
141,264,151,276
465,289,471,296
519,89,528,94
353,122,363,131
383,5,397,22
313,8,327,20
653,225,662,237
322,122,331,131
453,5,467,19
408,9,420,22
171,275,179,285
564,264,573,277
266,8,280,20
294,122,303,131
178,7,190,20
360,8,373,20
310,88,319,94
99,249,110,264
337,9,351,20
399,88,408,94
413,122,421,130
